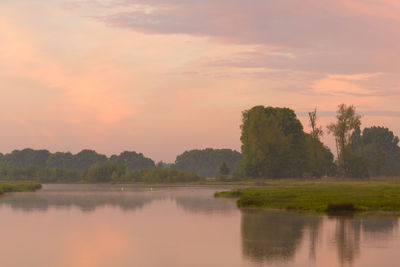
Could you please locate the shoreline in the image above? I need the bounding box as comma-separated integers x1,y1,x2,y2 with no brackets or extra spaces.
0,182,42,195
215,180,400,215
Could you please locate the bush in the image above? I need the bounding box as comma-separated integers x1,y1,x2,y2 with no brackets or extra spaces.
325,203,356,213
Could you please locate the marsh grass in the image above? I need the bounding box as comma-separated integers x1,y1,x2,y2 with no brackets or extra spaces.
215,180,400,213
0,182,41,195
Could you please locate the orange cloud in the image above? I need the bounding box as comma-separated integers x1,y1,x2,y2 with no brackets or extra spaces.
312,73,382,96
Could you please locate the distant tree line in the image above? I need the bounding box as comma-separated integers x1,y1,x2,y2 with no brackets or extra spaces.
0,164,81,183
0,147,242,180
84,162,202,183
0,148,239,182
0,161,203,183
1,104,398,181
0,149,155,172
174,148,242,177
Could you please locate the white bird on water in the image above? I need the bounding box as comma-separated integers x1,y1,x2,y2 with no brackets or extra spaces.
121,187,124,191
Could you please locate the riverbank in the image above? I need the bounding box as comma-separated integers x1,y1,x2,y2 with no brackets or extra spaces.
0,182,42,195
215,181,400,213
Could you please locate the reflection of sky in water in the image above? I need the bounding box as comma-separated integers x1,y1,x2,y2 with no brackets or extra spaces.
0,185,399,267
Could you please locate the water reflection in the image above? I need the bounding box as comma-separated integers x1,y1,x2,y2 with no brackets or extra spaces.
0,185,242,267
174,194,237,214
334,216,361,265
355,216,398,238
332,215,398,265
241,209,399,266
0,185,236,214
0,185,399,267
0,191,156,212
241,210,322,264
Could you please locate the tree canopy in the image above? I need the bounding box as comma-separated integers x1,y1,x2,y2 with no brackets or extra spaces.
352,126,400,177
2,149,51,167
240,106,335,178
174,148,242,177
110,151,155,171
0,149,154,173
241,106,306,178
327,104,362,177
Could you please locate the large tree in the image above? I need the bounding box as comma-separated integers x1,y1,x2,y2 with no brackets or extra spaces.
327,104,363,177
241,106,307,178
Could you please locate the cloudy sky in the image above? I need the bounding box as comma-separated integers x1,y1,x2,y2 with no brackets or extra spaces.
1,0,399,162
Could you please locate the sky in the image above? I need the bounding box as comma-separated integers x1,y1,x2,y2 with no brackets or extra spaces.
1,0,399,162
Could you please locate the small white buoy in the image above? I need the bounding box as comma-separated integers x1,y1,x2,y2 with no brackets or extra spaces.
121,187,124,191
150,187,153,191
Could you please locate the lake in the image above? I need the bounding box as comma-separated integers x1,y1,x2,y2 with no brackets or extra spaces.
0,184,399,267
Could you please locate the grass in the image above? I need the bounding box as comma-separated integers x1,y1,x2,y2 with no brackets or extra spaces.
0,181,42,195
214,180,400,213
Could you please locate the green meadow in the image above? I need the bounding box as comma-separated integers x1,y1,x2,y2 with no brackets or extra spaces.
215,180,400,213
0,181,42,195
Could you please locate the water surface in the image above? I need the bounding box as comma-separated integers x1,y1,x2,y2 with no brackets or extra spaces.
0,184,399,267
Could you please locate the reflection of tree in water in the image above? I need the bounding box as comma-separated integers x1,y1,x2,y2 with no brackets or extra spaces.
0,186,238,214
308,214,321,261
333,215,398,266
242,210,399,266
241,210,322,263
357,216,398,239
0,191,158,212
334,216,361,266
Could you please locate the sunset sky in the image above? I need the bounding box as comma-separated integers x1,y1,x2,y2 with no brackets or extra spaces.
1,0,399,162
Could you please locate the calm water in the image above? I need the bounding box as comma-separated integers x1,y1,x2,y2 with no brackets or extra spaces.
0,185,400,267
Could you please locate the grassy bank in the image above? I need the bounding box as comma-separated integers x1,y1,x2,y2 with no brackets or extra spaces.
0,182,42,195
215,180,400,213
